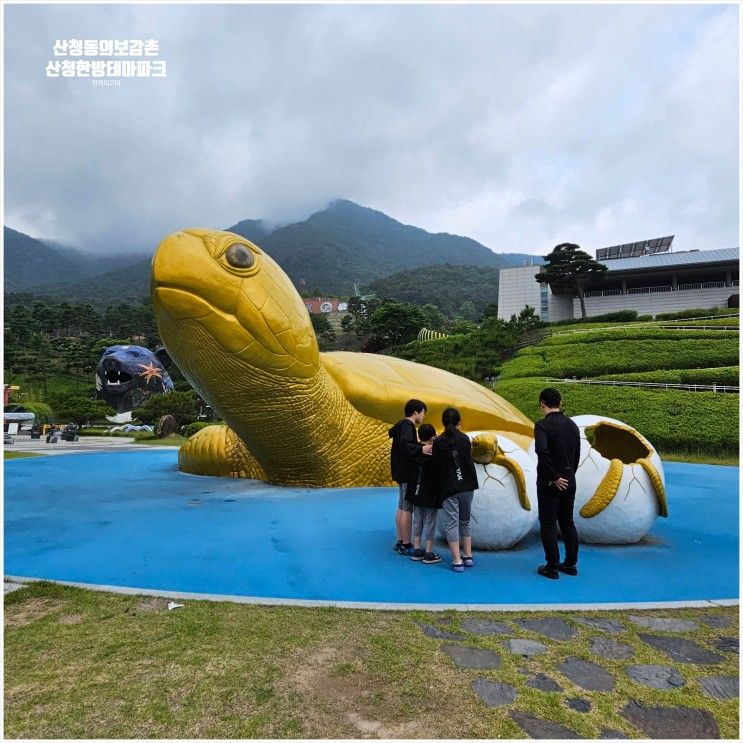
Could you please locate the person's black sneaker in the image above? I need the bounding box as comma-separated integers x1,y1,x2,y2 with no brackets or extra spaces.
400,543,415,556
557,562,578,576
422,551,442,564
537,564,559,580
394,540,403,553
410,548,425,561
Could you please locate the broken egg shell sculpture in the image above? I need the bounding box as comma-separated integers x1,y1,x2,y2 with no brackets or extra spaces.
528,415,667,545
437,431,538,550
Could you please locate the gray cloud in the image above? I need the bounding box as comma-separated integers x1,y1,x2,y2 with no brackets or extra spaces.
4,3,739,256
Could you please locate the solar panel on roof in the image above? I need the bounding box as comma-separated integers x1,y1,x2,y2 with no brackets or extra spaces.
596,235,677,260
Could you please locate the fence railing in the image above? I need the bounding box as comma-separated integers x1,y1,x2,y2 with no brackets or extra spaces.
584,288,622,298
583,281,738,298
626,285,673,294
546,378,739,394
678,280,727,290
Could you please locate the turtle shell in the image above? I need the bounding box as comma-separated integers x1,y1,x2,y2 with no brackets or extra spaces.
322,351,534,449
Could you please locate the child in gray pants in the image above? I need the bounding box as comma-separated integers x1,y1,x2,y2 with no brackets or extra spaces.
432,407,479,572
407,424,442,564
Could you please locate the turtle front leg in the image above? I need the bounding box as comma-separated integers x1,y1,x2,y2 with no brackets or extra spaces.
179,424,267,480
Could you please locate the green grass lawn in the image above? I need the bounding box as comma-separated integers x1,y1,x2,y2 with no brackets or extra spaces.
4,582,739,739
3,451,44,460
660,451,740,467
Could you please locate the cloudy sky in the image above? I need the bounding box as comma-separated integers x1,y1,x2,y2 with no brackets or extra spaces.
4,2,739,256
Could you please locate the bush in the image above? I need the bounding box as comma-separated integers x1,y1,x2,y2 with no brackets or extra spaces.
392,319,522,381
654,307,737,320
549,310,640,326
184,421,221,438
393,335,503,380
542,327,736,346
500,338,738,379
495,377,739,456
132,390,198,426
596,366,739,386
5,401,53,423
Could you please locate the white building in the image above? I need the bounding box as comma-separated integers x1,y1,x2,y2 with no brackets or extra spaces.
497,246,739,321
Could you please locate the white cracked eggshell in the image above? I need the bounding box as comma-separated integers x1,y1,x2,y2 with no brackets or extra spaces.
437,432,538,550
528,414,666,545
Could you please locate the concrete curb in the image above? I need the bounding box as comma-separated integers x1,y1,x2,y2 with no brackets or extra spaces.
5,576,738,612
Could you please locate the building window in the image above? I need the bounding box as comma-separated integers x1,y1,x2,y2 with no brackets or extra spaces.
539,284,549,321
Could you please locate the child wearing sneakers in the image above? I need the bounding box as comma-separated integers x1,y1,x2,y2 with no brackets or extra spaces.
407,423,442,564
388,399,431,555
433,407,479,572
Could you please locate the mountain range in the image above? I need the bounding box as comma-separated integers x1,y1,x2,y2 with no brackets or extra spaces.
4,200,541,305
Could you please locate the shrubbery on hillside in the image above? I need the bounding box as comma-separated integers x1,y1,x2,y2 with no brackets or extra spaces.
495,378,738,456
654,307,738,320
596,366,739,386
391,315,526,380
550,310,643,325
393,334,503,380
541,327,737,346
500,338,738,379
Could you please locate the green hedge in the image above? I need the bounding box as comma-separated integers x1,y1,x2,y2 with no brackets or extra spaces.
548,310,641,325
495,378,739,456
596,367,739,386
658,317,739,328
543,327,737,346
654,307,738,320
500,338,739,379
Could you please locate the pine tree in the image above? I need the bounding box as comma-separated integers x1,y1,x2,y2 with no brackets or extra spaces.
536,243,607,319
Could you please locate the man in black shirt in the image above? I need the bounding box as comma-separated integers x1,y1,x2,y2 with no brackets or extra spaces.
534,388,581,579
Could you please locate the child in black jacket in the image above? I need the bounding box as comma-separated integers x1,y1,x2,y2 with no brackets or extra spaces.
388,399,431,555
433,407,479,572
407,424,442,564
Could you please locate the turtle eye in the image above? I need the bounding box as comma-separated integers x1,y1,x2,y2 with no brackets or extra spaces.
225,244,254,269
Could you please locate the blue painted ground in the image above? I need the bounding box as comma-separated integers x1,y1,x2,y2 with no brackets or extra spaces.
4,451,739,605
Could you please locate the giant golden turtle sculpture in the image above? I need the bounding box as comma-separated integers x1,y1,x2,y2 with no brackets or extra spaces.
151,228,535,487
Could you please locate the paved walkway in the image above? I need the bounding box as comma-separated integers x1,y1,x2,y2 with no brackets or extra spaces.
414,609,738,738
4,580,26,595
4,434,156,456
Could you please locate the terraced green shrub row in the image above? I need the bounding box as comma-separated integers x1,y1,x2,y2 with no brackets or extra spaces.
500,339,738,379
596,367,739,386
660,317,739,327
495,378,739,456
543,327,738,346
654,307,738,320
549,310,644,325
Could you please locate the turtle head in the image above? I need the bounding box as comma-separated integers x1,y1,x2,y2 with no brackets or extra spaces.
151,229,319,382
